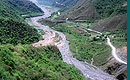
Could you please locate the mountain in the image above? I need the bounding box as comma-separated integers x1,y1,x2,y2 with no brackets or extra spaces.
0,44,85,80
91,14,127,32
0,0,43,45
0,0,43,20
0,0,86,80
57,0,127,21
6,0,43,15
0,0,127,80
52,0,79,8
38,0,79,8
38,0,127,80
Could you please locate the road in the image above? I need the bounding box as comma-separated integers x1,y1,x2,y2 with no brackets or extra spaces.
84,27,127,65
107,37,127,65
27,0,117,80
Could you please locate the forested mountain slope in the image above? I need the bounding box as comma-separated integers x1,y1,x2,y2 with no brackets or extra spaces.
0,0,43,45
0,0,86,80
0,0,43,21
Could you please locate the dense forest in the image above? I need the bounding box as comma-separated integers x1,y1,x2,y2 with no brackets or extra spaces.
0,18,41,45
94,0,127,18
0,0,44,45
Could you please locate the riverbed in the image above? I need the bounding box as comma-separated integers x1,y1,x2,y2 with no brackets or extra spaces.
27,0,117,80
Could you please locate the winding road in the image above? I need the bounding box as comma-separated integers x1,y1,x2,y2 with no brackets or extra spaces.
26,0,126,79
83,28,127,65
107,37,127,65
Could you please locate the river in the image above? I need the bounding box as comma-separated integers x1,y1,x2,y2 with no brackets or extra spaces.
27,0,117,80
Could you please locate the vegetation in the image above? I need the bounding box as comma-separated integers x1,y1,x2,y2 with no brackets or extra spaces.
0,44,86,80
38,29,46,35
94,0,127,18
38,0,127,79
0,18,41,45
38,0,79,8
0,0,86,80
0,0,43,45
107,29,127,47
0,0,43,21
0,0,127,79
0,0,43,19
39,0,127,66
52,23,111,66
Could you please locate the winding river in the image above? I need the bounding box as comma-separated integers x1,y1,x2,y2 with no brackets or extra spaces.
26,0,126,80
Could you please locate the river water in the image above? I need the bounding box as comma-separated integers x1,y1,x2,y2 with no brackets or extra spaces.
27,0,117,80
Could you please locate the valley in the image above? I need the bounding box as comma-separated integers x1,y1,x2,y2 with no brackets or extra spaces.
0,0,86,80
37,0,127,80
0,0,127,80
27,0,116,80
28,0,127,80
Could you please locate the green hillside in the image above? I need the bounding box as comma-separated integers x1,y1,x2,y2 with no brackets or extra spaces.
39,0,127,67
0,0,86,80
0,0,127,80
0,44,85,80
0,18,41,45
94,0,127,18
0,0,43,45
57,0,127,21
0,0,43,21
